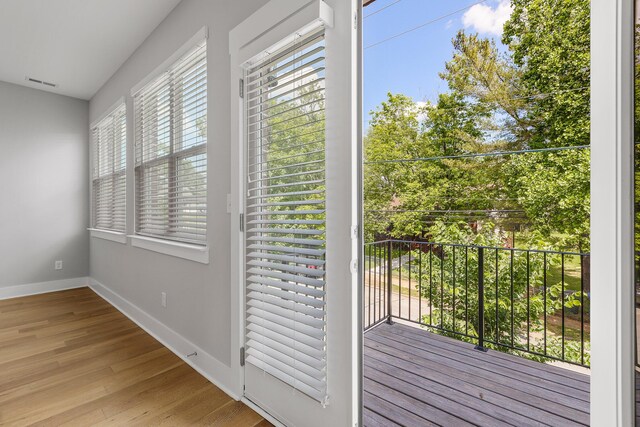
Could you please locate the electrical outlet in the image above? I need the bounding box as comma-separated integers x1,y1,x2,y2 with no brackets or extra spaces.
55,260,63,270
161,292,167,308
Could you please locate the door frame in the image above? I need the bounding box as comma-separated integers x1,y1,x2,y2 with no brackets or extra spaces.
590,0,635,424
229,1,361,425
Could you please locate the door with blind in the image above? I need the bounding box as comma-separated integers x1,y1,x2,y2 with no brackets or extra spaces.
245,24,328,403
229,1,359,426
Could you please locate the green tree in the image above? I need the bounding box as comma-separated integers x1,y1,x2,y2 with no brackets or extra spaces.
506,149,590,251
255,49,327,245
503,0,590,148
364,92,514,241
363,0,593,364
440,31,528,146
363,94,424,240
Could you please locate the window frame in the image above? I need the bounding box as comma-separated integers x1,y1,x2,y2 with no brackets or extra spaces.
131,30,208,252
89,99,127,242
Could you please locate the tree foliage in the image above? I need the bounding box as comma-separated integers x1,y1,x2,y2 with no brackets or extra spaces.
363,0,592,364
412,221,588,365
503,0,590,148
364,0,591,253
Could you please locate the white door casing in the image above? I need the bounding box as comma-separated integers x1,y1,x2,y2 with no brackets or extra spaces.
590,0,635,425
229,1,359,426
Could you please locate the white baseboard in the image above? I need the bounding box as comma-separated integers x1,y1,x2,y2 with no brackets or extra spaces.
0,277,89,300
88,278,240,400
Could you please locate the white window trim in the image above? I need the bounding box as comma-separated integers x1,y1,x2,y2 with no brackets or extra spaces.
90,96,125,129
132,28,208,246
128,235,209,264
131,26,208,96
90,98,127,233
88,228,127,244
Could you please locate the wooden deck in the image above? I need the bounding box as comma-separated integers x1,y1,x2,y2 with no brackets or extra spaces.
364,323,590,427
636,371,640,426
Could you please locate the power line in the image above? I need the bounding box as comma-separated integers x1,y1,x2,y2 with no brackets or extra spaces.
364,212,529,219
366,209,524,213
364,0,489,50
364,0,402,19
364,144,590,165
370,196,522,201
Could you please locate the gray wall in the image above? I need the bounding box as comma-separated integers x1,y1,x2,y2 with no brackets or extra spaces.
89,0,267,367
0,81,89,287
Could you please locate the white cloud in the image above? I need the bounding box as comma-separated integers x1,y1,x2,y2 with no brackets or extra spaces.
462,0,513,36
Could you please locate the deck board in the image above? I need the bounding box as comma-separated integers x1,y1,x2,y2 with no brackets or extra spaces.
364,323,590,427
636,371,640,426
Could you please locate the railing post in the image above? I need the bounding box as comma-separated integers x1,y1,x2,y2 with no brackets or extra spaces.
386,240,393,324
475,247,487,352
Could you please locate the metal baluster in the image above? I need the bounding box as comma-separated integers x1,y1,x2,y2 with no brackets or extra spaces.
543,252,547,355
453,246,456,333
475,247,486,351
465,246,469,336
561,253,565,361
511,249,514,349
495,248,499,345
429,244,433,326
527,251,530,352
419,245,423,324
387,240,393,324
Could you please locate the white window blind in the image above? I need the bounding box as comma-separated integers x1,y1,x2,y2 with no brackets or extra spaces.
134,41,207,245
92,104,127,232
244,27,327,403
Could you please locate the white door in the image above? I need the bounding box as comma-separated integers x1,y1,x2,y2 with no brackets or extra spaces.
229,1,359,426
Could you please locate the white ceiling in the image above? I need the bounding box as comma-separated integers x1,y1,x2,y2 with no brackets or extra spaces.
0,0,182,100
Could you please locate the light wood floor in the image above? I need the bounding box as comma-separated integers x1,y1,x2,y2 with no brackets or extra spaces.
0,287,270,426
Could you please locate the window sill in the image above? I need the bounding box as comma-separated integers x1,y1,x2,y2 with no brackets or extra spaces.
88,228,128,244
128,235,209,264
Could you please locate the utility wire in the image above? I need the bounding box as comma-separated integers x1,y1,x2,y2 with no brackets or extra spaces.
364,0,489,50
369,196,522,201
366,209,524,213
364,144,590,165
364,0,402,19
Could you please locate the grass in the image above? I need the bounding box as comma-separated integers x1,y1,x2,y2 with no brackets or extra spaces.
546,255,583,292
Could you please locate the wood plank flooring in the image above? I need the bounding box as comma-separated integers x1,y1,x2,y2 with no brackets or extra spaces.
0,287,269,426
364,322,590,427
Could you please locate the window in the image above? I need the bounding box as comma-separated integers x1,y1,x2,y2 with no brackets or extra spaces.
91,104,127,233
244,27,327,403
133,41,207,245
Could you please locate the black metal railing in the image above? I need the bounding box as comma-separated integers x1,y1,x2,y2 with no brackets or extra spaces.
364,239,591,367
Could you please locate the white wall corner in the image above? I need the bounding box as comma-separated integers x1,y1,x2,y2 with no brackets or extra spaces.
0,277,89,300
88,277,240,400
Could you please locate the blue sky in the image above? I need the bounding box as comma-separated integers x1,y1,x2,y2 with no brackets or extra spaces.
363,0,512,127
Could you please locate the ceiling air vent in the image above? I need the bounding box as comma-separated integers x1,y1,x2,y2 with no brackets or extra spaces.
25,76,57,88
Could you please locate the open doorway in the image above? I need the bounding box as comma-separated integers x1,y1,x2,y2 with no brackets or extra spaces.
362,1,591,425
